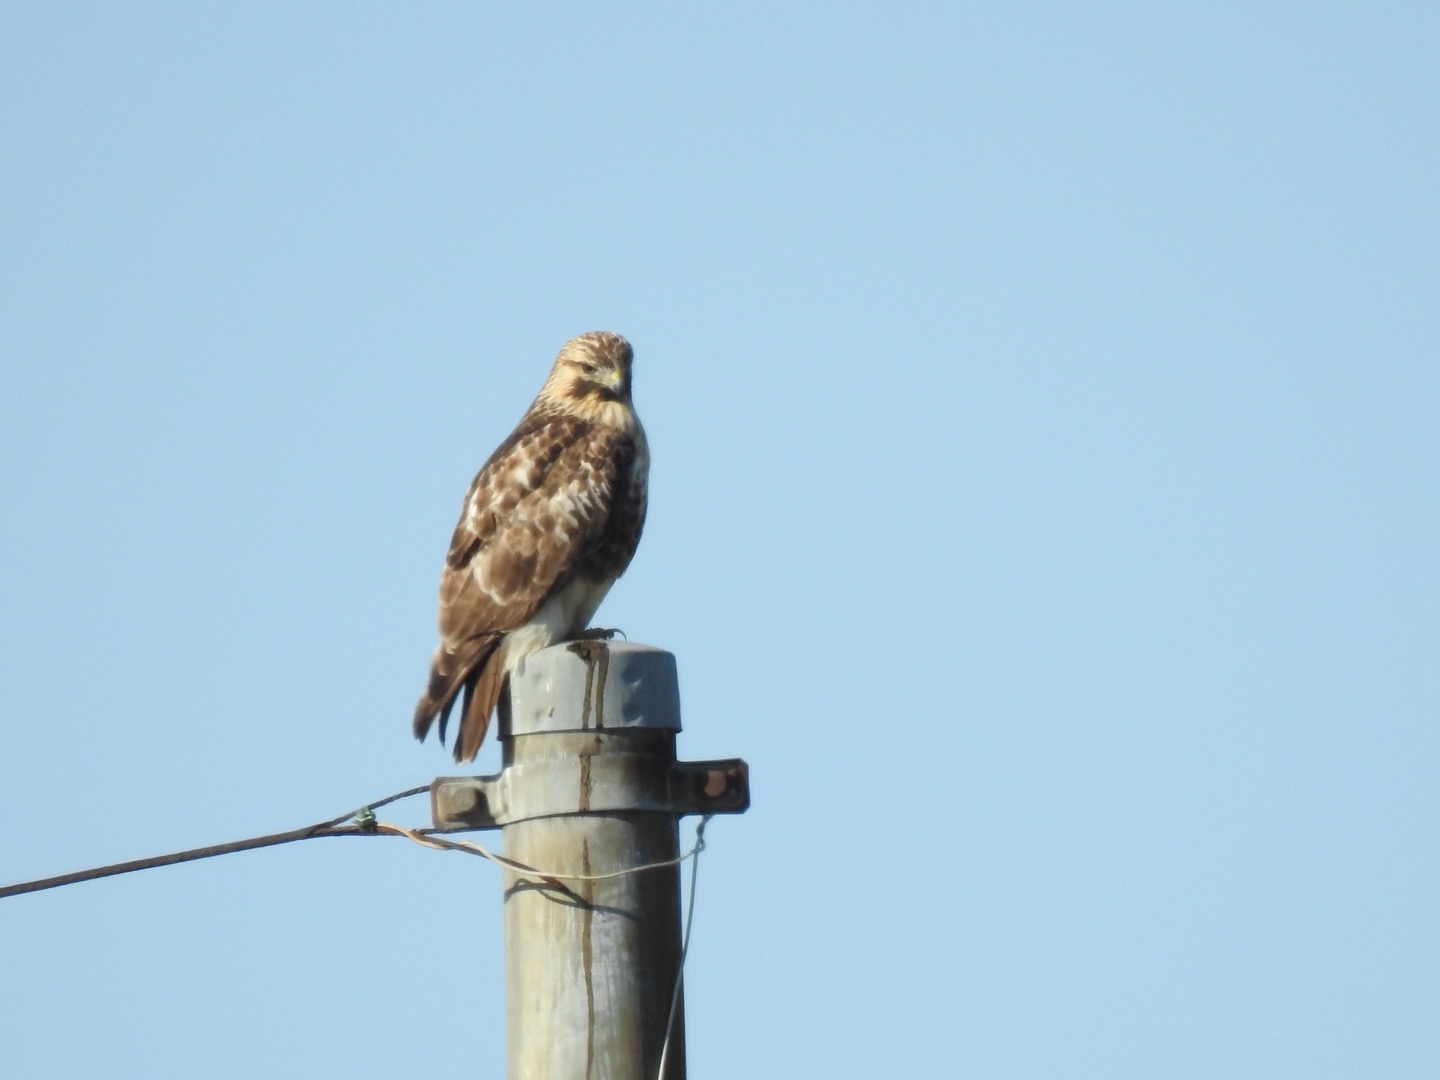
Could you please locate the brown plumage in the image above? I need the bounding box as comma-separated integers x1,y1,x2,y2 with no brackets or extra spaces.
413,331,648,762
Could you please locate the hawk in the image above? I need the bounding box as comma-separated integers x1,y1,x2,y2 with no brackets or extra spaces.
413,331,649,762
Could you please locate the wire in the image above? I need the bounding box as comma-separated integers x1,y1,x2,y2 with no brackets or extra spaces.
373,819,709,888
1,784,716,902
382,811,717,1078
5,781,722,1079
657,814,711,1080
0,784,431,900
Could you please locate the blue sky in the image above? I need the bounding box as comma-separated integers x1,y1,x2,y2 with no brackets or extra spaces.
2,4,1437,1077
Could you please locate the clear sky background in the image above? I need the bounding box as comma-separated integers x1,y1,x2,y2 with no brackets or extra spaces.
2,4,1437,1078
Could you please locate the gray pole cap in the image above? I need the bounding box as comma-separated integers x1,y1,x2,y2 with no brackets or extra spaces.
505,640,682,737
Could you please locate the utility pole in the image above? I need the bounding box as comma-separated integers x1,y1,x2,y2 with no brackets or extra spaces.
432,641,749,1080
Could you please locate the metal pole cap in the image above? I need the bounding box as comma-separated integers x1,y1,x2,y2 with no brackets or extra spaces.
504,640,682,737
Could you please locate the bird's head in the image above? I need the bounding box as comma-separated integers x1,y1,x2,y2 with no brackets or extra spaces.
541,331,639,429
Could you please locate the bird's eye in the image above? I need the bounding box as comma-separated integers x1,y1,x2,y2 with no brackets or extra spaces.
579,361,598,375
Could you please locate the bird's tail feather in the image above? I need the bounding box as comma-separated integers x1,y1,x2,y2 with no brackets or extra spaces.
457,640,508,763
412,636,504,758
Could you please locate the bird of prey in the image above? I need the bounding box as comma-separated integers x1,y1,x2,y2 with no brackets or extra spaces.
412,331,649,762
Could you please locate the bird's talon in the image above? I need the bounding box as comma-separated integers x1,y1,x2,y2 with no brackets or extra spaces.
576,627,623,641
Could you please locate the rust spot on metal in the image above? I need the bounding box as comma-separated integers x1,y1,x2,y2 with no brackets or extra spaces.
593,645,610,727
579,744,593,812
567,640,611,729
581,838,596,1079
703,768,736,799
574,641,596,728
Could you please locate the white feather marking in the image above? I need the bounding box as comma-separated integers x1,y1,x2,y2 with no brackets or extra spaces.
502,576,615,675
506,459,537,488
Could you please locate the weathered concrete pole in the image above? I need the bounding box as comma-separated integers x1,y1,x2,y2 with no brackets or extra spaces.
431,641,748,1080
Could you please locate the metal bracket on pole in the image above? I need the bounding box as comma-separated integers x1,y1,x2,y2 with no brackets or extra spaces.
431,757,749,829
429,640,749,1080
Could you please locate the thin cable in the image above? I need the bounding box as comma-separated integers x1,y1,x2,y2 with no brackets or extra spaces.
0,784,431,900
657,814,711,1080
374,819,709,889
384,808,721,1076
1,786,715,901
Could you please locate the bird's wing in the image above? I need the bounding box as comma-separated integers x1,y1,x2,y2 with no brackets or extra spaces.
436,413,628,646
